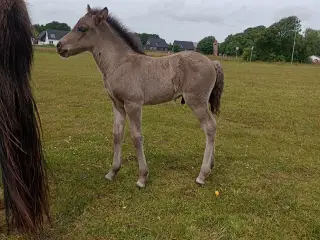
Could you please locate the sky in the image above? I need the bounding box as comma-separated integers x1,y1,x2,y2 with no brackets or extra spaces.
26,0,320,43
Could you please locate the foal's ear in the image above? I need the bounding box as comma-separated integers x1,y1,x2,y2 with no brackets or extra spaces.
87,4,92,13
94,7,109,25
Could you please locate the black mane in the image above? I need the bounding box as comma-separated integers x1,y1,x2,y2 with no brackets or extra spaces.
89,8,145,55
107,15,145,55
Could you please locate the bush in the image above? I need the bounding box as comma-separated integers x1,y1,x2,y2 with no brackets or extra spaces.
197,36,215,55
242,48,257,61
172,44,181,53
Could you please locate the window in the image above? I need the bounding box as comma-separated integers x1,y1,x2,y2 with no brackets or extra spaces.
49,41,53,45
50,34,56,39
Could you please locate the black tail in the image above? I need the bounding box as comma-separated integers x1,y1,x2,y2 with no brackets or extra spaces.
209,61,224,114
0,0,50,235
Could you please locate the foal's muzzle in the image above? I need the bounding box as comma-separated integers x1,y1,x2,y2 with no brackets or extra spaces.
56,41,69,57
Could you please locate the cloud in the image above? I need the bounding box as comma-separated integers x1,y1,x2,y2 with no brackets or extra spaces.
26,0,320,43
274,6,314,22
147,0,229,24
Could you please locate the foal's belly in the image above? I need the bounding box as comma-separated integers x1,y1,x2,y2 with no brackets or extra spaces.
143,91,175,105
143,81,175,105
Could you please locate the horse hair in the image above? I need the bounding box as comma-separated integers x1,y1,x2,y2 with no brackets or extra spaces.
88,7,145,55
0,0,50,235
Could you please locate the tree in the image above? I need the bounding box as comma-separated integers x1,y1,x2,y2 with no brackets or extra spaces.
137,33,160,46
255,26,282,61
32,21,71,35
222,33,245,56
31,25,39,38
197,36,215,55
304,28,320,56
218,15,319,63
242,47,257,61
219,26,266,56
45,21,71,31
172,44,181,53
254,16,303,62
33,24,46,35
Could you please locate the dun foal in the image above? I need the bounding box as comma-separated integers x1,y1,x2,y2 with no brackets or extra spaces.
57,5,224,188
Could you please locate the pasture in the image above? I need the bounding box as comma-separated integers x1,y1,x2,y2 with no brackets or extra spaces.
3,49,320,239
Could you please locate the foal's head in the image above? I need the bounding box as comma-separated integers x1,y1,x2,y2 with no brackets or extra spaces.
57,5,109,57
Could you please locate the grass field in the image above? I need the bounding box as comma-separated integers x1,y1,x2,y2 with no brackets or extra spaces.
2,49,320,239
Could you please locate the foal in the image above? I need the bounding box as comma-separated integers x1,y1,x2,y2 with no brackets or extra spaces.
57,5,224,188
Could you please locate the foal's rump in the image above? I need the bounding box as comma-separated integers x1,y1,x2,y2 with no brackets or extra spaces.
175,51,219,105
172,53,224,114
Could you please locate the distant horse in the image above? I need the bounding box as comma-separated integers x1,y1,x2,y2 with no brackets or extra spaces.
0,0,49,235
57,5,224,188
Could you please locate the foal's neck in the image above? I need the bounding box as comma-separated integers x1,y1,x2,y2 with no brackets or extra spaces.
91,24,133,77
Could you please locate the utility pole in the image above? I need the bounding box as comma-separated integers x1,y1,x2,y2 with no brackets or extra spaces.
291,29,297,64
250,46,254,62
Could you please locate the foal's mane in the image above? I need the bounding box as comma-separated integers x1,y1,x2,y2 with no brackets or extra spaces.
89,8,145,55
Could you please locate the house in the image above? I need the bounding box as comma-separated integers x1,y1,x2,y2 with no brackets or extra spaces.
310,55,320,64
37,29,69,46
193,42,198,50
173,40,195,51
144,38,169,51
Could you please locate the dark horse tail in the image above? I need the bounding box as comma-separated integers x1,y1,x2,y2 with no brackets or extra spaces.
0,0,49,235
209,61,224,114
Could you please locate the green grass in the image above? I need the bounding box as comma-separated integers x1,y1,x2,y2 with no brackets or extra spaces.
3,50,320,239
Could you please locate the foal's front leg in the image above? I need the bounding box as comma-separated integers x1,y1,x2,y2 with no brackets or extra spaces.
105,104,126,181
125,103,149,188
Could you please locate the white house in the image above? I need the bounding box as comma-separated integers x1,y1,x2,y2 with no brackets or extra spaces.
193,42,198,49
310,55,320,64
37,29,69,46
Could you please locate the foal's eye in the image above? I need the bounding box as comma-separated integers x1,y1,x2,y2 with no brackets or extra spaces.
77,27,88,33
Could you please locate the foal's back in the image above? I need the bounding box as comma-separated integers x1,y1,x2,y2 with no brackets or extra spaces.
123,51,216,105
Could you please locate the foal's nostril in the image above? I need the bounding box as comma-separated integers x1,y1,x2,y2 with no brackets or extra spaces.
57,42,62,49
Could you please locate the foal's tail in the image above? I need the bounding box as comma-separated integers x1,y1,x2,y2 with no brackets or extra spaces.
209,61,224,115
0,0,50,234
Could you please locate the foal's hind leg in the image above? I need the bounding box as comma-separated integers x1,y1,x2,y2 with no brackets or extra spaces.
105,103,126,181
184,94,216,185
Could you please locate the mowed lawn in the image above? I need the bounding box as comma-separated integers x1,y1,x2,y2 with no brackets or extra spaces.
5,50,320,239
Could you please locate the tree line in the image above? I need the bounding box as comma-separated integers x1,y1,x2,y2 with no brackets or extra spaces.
32,16,320,63
32,21,71,37
219,16,320,63
135,15,320,63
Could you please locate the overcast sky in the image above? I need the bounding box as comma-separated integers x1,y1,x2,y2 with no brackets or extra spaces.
26,0,320,43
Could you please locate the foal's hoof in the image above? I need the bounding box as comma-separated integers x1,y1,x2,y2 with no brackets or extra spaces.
136,180,146,188
196,177,205,186
105,172,115,181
